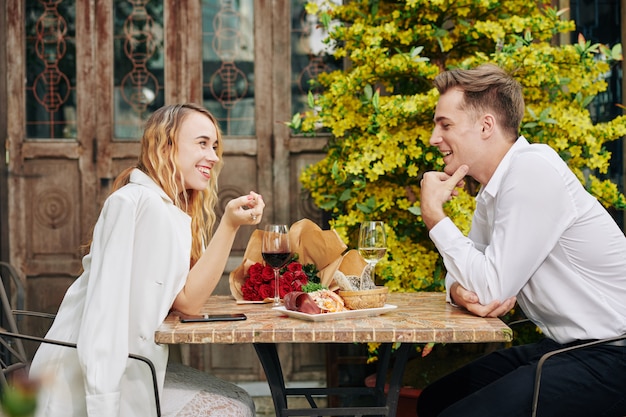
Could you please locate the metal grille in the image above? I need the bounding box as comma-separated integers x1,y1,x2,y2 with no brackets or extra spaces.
25,0,77,139
202,0,255,136
113,0,165,140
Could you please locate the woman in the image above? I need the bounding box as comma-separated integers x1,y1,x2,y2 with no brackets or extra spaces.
29,103,264,416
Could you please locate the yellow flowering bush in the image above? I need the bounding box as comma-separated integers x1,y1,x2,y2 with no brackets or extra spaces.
292,0,626,292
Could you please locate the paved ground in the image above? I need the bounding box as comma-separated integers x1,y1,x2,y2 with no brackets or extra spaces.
238,381,328,417
253,396,276,417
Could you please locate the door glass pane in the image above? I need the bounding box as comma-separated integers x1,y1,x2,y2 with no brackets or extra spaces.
291,0,341,118
25,0,77,139
202,0,255,136
113,1,165,140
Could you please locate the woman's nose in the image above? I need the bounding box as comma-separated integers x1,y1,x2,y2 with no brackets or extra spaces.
205,148,219,162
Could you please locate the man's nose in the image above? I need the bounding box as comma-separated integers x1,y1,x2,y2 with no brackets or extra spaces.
429,129,441,146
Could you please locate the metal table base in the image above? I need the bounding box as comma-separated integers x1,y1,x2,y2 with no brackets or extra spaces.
254,342,412,417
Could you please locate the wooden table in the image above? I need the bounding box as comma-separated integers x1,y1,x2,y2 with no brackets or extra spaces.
156,292,512,417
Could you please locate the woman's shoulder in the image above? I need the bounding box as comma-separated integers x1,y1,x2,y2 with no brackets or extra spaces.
107,181,161,205
108,170,169,204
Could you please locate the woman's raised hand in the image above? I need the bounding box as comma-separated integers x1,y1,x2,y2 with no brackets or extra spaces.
224,191,264,227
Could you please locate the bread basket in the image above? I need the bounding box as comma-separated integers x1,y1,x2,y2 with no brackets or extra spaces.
338,286,388,310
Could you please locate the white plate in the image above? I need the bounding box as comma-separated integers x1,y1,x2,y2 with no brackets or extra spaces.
273,304,397,322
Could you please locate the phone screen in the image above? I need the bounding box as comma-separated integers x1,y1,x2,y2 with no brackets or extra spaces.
179,313,247,323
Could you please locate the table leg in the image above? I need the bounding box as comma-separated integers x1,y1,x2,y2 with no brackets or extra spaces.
381,342,412,416
253,342,413,417
253,344,289,416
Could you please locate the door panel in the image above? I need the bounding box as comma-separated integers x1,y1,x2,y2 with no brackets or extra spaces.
23,159,82,273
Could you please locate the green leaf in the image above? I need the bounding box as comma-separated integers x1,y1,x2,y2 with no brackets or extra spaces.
364,84,373,101
410,46,424,59
319,195,337,210
611,43,623,61
287,112,302,131
302,282,326,293
408,206,422,216
372,89,380,111
356,203,372,213
320,12,331,29
308,91,315,108
370,0,379,15
339,188,352,202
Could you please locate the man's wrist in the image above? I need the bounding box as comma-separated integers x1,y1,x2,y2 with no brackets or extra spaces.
448,282,459,306
422,210,447,230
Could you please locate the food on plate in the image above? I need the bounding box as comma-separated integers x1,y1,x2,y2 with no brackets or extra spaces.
284,289,347,314
310,289,347,312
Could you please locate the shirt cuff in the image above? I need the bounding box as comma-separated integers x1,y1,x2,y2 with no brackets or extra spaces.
428,217,465,250
445,275,458,306
86,392,120,417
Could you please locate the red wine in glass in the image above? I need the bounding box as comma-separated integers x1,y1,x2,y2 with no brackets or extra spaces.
262,252,291,269
262,224,291,306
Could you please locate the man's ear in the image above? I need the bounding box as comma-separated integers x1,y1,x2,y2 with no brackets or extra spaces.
481,113,496,138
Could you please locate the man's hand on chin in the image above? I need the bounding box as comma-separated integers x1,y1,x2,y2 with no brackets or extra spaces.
450,282,516,318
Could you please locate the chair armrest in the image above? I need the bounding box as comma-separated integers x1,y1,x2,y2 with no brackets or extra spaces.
12,310,56,320
531,334,626,417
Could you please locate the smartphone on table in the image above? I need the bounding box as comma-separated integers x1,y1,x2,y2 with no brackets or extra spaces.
179,313,247,323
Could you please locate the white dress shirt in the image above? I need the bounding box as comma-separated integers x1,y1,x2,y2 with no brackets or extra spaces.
430,137,626,344
30,169,191,417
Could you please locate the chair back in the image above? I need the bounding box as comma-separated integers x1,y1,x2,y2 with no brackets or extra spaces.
0,262,29,387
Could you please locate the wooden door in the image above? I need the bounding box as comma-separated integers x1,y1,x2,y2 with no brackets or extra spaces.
3,0,336,383
6,0,99,319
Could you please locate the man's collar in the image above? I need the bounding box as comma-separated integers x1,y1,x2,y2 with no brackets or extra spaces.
479,136,529,200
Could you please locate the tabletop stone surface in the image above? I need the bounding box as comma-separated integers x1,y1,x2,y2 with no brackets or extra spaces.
156,292,512,345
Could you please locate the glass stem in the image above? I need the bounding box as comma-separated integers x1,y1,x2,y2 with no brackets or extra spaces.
273,268,281,306
371,261,376,285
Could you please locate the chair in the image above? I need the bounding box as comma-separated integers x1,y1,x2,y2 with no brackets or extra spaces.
508,316,626,417
0,262,162,416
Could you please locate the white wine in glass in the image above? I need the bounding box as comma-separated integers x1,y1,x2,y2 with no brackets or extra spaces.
358,221,387,290
262,224,291,306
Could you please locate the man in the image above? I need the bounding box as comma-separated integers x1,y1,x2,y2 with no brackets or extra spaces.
417,64,626,417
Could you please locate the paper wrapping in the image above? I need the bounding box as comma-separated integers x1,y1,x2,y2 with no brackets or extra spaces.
229,218,368,300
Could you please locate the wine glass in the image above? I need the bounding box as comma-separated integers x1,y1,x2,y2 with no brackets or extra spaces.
262,224,292,306
358,221,387,290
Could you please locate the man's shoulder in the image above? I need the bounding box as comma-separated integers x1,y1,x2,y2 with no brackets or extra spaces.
512,142,563,166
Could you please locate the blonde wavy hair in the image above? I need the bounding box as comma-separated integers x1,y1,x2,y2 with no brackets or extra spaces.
112,103,224,266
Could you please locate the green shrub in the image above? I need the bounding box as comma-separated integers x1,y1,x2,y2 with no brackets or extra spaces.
292,0,626,292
